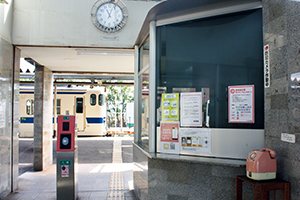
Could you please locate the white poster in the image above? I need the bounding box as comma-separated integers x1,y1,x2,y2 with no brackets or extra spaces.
228,85,254,123
180,128,211,153
180,92,202,127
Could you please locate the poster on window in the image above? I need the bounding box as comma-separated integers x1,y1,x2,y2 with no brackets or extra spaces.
160,122,180,154
228,85,254,123
180,92,202,127
161,93,179,121
180,128,211,153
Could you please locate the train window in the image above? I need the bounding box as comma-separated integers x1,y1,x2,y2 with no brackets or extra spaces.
90,94,96,106
53,99,61,115
31,100,34,115
98,94,105,106
76,98,83,113
26,99,34,115
26,100,30,115
56,99,61,114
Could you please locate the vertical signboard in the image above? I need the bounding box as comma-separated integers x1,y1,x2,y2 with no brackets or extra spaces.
228,85,254,123
180,92,202,127
161,93,179,121
264,44,270,88
160,122,180,154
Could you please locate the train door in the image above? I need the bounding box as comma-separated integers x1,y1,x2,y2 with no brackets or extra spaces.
75,97,86,132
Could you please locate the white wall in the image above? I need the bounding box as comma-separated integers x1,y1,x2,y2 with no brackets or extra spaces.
13,0,159,48
0,0,13,42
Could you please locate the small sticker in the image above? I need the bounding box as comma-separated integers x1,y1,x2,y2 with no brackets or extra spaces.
281,133,296,143
61,165,69,177
59,160,71,165
63,116,69,120
163,143,169,150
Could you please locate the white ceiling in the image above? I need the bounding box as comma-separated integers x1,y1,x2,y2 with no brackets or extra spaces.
13,0,161,78
19,46,135,74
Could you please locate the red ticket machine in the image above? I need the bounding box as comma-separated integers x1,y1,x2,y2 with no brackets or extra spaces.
57,115,76,152
56,115,78,200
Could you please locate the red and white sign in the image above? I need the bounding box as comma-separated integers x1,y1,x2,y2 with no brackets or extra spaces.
61,165,69,177
160,122,179,154
264,44,270,88
228,85,254,123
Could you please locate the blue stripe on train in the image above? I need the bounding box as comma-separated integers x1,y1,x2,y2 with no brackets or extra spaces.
20,117,55,123
86,117,105,124
20,117,34,123
20,117,105,124
20,92,86,94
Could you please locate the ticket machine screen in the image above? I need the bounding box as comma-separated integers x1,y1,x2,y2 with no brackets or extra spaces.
63,122,69,131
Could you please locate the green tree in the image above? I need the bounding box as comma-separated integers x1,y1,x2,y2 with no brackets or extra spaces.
106,85,134,128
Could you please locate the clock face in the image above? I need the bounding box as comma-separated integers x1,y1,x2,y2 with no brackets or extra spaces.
97,3,123,28
91,0,128,33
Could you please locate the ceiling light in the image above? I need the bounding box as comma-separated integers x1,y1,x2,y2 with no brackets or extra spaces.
63,58,75,61
77,49,134,56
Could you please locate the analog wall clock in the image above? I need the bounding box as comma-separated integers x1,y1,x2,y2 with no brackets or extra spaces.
91,0,128,33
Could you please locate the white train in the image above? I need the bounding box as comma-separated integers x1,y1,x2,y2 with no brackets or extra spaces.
19,86,107,137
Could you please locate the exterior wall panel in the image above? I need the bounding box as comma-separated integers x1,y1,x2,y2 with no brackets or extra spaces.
263,1,300,198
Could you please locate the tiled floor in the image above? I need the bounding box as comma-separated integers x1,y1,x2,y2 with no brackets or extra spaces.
5,138,136,200
5,163,136,200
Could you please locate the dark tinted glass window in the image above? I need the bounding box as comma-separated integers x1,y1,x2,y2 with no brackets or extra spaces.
90,94,96,106
99,94,105,106
156,9,263,129
76,98,83,113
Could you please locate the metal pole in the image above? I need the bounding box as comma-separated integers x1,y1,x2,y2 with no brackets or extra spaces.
149,20,156,153
54,84,57,138
121,95,123,132
115,105,117,128
134,45,141,143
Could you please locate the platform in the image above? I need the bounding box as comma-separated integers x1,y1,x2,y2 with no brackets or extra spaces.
5,137,136,200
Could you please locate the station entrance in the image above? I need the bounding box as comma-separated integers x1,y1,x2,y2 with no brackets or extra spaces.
12,47,137,200
15,137,135,200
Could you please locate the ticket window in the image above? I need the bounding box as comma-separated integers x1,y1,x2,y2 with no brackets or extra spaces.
155,9,264,130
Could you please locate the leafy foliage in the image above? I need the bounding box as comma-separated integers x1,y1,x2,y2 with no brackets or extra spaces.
106,85,134,128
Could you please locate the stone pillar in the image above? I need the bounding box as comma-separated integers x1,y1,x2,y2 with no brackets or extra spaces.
0,36,14,199
34,64,53,171
12,47,20,191
263,0,300,198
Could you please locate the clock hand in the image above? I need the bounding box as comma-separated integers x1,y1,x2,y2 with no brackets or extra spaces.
108,5,115,18
106,9,112,18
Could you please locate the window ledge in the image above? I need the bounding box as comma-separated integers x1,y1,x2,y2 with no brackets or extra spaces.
133,142,246,168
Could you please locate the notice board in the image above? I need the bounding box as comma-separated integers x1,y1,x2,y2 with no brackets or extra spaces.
228,85,254,123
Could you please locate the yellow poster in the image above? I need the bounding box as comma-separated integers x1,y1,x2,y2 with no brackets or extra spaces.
161,93,179,121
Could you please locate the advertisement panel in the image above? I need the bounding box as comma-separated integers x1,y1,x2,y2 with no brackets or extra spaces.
228,85,254,123
180,128,211,154
160,122,180,154
161,93,179,121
